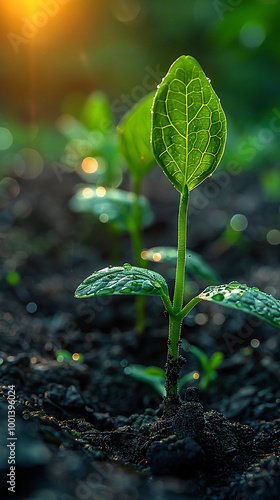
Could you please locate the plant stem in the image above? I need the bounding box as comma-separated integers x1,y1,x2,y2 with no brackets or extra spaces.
165,187,189,402
178,296,201,321
173,188,189,313
165,313,183,400
130,177,146,333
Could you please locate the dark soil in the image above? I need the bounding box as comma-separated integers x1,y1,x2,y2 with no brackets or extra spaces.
1,166,280,499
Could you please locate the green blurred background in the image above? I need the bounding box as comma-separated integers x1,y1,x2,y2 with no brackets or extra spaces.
0,0,280,167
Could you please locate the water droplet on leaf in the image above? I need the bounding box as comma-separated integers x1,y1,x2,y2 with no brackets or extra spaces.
212,293,224,301
123,263,132,270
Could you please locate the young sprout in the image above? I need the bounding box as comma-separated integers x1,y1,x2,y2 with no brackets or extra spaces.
75,55,280,407
70,93,156,333
129,346,224,396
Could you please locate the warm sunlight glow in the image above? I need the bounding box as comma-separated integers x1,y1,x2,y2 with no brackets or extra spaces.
4,0,46,17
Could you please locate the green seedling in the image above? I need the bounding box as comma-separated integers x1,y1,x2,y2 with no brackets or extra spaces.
188,345,224,390
71,93,156,333
75,55,280,406
129,346,224,396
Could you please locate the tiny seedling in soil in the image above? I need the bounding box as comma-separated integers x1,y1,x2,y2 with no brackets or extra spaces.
129,345,224,397
75,55,280,409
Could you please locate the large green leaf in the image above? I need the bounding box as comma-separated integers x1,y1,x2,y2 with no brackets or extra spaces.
199,282,280,329
118,93,155,182
152,55,227,192
75,264,169,298
142,246,220,284
70,186,154,232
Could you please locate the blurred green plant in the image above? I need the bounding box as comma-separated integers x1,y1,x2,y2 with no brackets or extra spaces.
59,91,123,188
75,56,280,409
129,345,224,396
70,92,156,332
56,349,84,364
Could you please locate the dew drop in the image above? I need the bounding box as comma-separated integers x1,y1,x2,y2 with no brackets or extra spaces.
123,263,132,270
252,287,259,291
236,301,242,307
212,293,224,301
121,287,131,293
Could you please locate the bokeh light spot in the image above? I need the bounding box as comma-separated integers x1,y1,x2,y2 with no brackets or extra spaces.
0,178,20,201
82,157,98,173
72,353,80,361
153,253,161,262
213,313,225,325
82,187,94,198
195,313,208,326
0,128,13,150
267,229,280,245
96,186,106,197
16,149,44,179
230,214,248,231
99,213,109,223
240,22,266,48
111,0,140,22
26,302,38,314
5,271,21,287
193,372,200,380
141,251,150,260
251,339,260,348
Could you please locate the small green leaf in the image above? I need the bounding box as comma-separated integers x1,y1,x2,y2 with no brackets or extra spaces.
208,351,224,371
142,246,220,284
118,93,155,182
145,366,166,378
129,364,166,398
199,282,280,329
75,265,169,298
70,186,154,232
177,372,195,392
152,55,227,192
189,345,209,374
